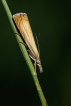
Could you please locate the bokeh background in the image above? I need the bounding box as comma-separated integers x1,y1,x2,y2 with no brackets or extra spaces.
0,0,71,106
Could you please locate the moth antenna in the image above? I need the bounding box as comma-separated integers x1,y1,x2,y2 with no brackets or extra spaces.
35,33,40,56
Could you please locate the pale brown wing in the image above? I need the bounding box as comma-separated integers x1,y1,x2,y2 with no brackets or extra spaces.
13,13,39,60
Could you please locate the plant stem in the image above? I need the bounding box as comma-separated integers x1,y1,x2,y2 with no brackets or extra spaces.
1,0,48,105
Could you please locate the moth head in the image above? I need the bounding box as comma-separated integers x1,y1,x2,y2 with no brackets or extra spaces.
37,60,43,73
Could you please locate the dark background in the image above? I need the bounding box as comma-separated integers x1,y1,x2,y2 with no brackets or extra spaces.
0,0,71,106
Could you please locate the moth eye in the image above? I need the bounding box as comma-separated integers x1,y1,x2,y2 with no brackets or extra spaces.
37,60,40,64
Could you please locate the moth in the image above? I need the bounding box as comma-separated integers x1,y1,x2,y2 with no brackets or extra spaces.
13,13,43,73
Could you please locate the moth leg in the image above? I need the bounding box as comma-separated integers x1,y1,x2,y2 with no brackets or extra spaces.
14,32,27,46
19,41,27,47
15,32,21,37
29,55,37,75
15,32,19,35
34,60,37,75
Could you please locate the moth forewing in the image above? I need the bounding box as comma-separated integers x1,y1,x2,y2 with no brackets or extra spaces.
13,13,43,73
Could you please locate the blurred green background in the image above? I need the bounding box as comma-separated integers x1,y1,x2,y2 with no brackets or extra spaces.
0,0,71,106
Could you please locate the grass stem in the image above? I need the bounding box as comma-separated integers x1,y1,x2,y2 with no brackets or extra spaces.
1,0,48,105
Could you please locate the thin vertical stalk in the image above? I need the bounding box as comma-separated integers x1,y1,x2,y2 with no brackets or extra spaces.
1,0,48,105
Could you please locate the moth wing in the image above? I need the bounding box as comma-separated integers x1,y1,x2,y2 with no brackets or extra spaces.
13,13,39,59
